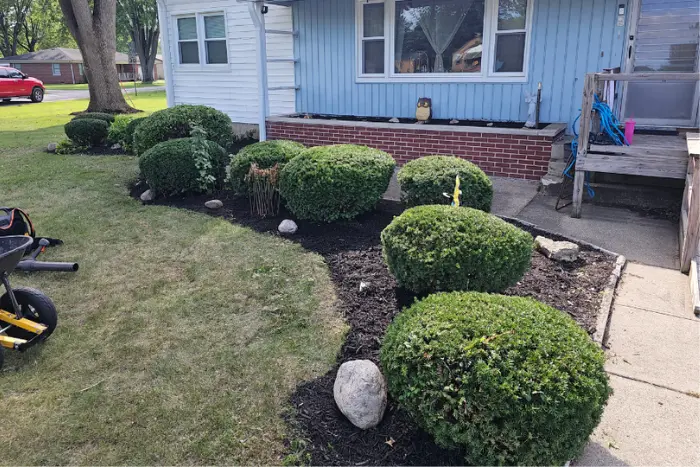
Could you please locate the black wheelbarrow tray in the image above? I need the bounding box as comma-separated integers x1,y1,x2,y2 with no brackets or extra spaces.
0,236,58,367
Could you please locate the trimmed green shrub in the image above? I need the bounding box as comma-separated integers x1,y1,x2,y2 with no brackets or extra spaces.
228,140,305,194
279,144,396,222
124,117,147,153
133,104,233,155
381,292,611,466
139,137,228,196
107,115,136,145
64,118,110,147
398,155,493,211
72,112,115,125
55,138,88,155
381,205,532,293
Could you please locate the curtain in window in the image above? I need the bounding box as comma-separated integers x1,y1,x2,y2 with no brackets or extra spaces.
415,0,474,72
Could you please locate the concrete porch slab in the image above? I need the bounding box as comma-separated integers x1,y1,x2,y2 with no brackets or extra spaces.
615,263,694,318
575,374,700,467
605,305,700,394
490,177,540,218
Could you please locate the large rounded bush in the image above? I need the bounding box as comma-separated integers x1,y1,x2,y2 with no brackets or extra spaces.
381,205,532,293
72,112,115,125
139,137,228,196
398,155,493,211
279,145,396,222
133,105,233,155
64,118,110,147
229,140,305,194
381,292,611,466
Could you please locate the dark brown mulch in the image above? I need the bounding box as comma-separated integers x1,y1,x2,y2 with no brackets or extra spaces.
133,186,616,466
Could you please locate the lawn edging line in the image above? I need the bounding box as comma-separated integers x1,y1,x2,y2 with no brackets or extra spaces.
498,215,626,348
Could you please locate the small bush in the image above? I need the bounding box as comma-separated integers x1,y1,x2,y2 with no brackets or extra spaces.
381,205,532,293
64,118,110,147
107,115,136,145
398,155,493,211
228,140,305,194
133,105,233,155
123,117,147,153
381,292,611,465
55,138,88,155
279,145,396,222
72,112,115,125
139,137,228,196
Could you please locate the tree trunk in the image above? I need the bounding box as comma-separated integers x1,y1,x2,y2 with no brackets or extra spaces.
131,17,159,83
58,0,135,113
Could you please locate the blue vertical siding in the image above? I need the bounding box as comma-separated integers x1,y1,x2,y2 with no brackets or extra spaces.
293,0,628,129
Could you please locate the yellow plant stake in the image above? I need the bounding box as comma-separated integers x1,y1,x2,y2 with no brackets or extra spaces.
451,176,462,207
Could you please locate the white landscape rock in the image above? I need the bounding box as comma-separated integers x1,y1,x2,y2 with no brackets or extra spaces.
111,143,122,150
388,117,400,123
205,199,224,210
333,360,387,430
140,189,154,202
359,281,370,293
278,219,298,235
47,142,58,153
535,235,580,262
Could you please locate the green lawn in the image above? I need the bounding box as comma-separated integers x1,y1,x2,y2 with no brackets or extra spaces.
0,93,345,464
44,80,166,91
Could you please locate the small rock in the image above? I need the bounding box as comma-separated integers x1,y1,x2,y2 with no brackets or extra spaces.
140,189,154,202
486,122,494,127
111,143,122,150
47,142,58,153
535,236,580,262
388,117,400,123
205,199,224,210
449,119,459,125
359,281,370,293
334,360,387,430
278,219,298,235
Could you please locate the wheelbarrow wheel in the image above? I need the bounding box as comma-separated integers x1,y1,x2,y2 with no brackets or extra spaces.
0,287,57,343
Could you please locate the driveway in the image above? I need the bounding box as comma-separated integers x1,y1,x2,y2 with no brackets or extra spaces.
44,86,165,102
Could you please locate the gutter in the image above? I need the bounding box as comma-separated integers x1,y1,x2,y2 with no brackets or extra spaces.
156,0,176,108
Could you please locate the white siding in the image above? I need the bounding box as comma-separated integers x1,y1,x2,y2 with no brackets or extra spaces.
162,0,295,124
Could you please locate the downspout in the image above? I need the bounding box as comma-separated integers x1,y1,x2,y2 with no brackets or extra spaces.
156,0,176,108
248,2,270,141
70,63,75,84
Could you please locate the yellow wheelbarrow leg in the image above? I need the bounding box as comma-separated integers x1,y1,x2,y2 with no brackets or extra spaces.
0,309,48,335
0,334,28,350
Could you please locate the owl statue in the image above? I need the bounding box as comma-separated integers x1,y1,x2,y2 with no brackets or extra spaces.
416,97,432,122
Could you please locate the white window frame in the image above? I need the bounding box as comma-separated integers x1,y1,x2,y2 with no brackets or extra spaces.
52,63,61,76
356,0,533,83
173,10,230,69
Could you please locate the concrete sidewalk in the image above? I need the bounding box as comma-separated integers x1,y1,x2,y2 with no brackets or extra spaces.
576,263,700,466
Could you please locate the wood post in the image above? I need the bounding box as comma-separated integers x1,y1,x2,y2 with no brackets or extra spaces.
681,152,700,273
572,73,597,218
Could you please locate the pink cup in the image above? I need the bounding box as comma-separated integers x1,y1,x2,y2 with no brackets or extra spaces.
624,119,636,145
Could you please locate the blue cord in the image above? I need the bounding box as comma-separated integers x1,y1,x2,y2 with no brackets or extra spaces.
565,94,629,199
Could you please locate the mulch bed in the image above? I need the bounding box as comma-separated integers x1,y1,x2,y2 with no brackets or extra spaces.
134,187,616,466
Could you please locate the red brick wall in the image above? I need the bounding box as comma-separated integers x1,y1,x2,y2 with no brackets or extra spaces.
267,120,554,180
13,63,85,84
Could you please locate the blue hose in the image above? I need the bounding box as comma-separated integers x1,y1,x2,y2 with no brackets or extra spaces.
565,94,629,199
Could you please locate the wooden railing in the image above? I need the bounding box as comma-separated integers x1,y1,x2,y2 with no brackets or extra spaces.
681,134,700,274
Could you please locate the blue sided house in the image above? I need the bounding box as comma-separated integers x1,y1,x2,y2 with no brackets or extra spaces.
156,0,699,180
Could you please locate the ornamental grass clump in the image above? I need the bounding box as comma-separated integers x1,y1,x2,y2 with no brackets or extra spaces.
228,140,305,194
279,144,396,222
381,292,611,466
398,155,493,211
381,205,532,293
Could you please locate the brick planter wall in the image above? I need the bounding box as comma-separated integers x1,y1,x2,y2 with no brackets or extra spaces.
267,118,566,180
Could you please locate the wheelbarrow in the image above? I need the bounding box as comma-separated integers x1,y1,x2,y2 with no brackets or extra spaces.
0,236,57,370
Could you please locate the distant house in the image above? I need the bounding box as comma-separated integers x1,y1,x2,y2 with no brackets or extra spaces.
0,47,163,84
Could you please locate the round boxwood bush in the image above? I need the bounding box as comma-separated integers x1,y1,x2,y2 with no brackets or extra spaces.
229,140,305,194
64,118,110,147
133,104,233,155
139,137,228,196
381,205,532,293
279,144,396,222
381,292,611,466
123,117,147,153
72,112,115,125
398,155,493,211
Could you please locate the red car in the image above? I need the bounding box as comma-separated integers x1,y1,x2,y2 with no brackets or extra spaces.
0,67,45,103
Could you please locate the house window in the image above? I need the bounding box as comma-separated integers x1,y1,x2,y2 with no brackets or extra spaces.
12,63,21,71
79,64,84,75
52,64,61,76
176,13,228,66
357,0,532,81
204,15,228,64
177,16,200,64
